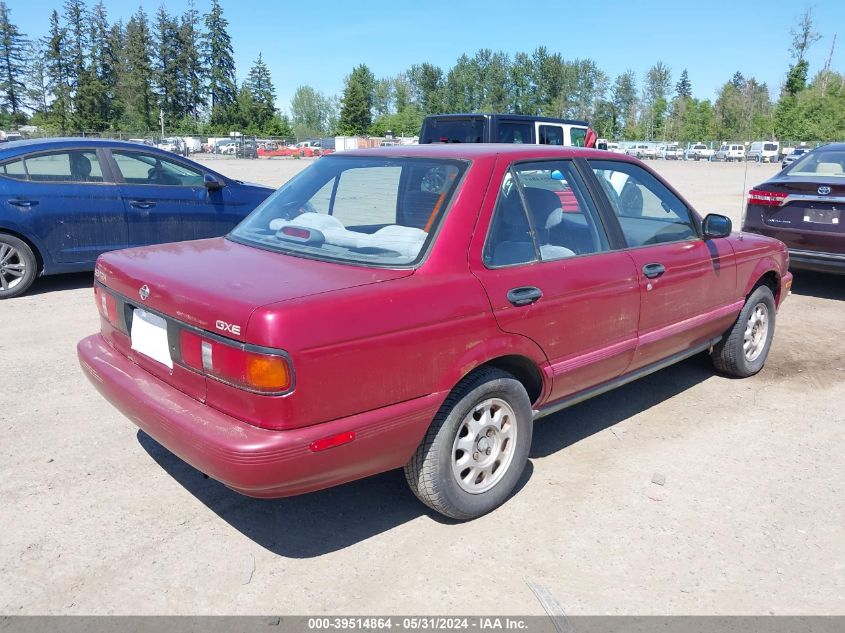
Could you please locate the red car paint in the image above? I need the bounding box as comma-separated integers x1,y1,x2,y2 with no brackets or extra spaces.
78,144,791,499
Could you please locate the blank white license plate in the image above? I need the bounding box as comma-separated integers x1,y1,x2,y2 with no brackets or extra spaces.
130,308,173,369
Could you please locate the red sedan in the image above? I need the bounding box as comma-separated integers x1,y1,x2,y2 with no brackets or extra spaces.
78,144,792,519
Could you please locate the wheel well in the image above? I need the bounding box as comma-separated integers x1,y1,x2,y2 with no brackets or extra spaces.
476,355,544,405
0,228,43,274
751,271,780,303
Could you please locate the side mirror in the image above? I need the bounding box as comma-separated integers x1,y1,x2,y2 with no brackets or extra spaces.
203,173,224,191
702,213,732,239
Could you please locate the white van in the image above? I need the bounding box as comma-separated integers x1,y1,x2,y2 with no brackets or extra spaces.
747,141,779,163
714,144,746,162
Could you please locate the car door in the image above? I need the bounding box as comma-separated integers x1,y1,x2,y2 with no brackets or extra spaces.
9,148,127,264
470,157,641,402
108,149,235,247
586,159,738,371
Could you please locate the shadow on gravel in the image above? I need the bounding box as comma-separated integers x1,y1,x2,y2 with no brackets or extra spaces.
137,355,711,557
788,270,845,301
138,428,533,556
24,271,93,296
530,353,713,459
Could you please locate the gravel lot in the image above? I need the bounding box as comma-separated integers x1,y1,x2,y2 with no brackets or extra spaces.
1,156,843,616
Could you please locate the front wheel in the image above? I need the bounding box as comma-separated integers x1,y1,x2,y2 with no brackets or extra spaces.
404,367,533,520
0,234,37,299
711,285,776,377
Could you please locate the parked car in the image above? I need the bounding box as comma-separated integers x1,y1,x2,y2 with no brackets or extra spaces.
78,144,792,520
0,138,274,298
715,144,746,162
658,143,683,160
782,146,810,169
742,142,844,274
685,143,714,161
156,137,183,154
747,141,779,163
419,113,596,148
625,144,655,159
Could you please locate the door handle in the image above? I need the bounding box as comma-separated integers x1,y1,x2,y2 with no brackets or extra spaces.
642,262,666,279
8,199,38,208
129,200,156,210
507,286,543,306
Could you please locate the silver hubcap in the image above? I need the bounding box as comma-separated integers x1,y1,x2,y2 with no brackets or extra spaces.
0,243,26,291
744,302,769,362
451,398,517,494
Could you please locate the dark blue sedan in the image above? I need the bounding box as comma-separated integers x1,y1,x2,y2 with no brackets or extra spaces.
0,138,274,298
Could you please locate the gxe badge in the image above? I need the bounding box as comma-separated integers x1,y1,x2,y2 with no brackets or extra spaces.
139,285,150,301
818,186,831,195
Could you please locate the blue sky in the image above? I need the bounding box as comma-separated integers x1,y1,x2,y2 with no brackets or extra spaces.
7,0,844,111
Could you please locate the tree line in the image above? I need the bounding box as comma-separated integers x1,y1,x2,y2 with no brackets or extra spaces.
0,1,841,143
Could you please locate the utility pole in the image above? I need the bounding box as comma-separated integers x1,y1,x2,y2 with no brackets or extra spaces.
159,108,165,138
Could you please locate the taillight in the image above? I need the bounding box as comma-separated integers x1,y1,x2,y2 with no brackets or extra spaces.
748,189,788,206
94,284,118,325
179,329,292,394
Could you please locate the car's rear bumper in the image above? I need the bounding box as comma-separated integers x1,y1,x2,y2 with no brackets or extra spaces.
78,334,443,498
788,249,845,275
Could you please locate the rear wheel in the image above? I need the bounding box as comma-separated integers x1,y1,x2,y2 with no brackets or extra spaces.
404,367,533,520
0,234,37,299
711,285,776,377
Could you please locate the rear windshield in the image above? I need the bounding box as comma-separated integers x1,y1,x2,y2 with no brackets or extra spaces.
420,118,486,143
763,143,778,152
788,149,845,177
229,155,467,266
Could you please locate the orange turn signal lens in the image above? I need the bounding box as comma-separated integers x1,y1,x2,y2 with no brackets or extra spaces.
245,354,290,391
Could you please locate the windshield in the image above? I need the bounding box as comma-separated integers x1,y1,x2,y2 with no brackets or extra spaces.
788,148,845,177
229,155,467,266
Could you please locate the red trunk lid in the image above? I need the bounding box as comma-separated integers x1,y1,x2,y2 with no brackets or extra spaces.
96,237,414,338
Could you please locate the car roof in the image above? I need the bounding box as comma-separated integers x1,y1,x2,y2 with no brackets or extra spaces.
333,143,624,161
0,137,173,157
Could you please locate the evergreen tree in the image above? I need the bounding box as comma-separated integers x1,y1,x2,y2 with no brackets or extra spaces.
0,2,28,115
25,40,49,114
337,64,374,135
203,0,236,125
243,52,275,129
62,0,87,89
675,69,691,99
612,70,638,138
45,10,70,131
154,6,180,123
118,8,154,130
178,1,205,125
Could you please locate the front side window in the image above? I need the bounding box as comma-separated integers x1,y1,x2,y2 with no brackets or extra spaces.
570,127,588,147
589,160,698,247
484,161,609,267
112,151,204,186
538,125,564,146
497,122,532,144
230,156,466,266
23,151,104,183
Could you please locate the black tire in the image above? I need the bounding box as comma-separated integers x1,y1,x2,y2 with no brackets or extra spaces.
0,233,37,299
404,367,533,520
711,285,776,377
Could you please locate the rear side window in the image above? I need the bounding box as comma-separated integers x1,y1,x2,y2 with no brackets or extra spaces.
23,151,104,183
421,118,486,143
0,158,26,180
484,161,609,267
589,160,698,247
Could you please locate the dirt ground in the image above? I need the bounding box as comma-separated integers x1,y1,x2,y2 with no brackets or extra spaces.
1,156,843,616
